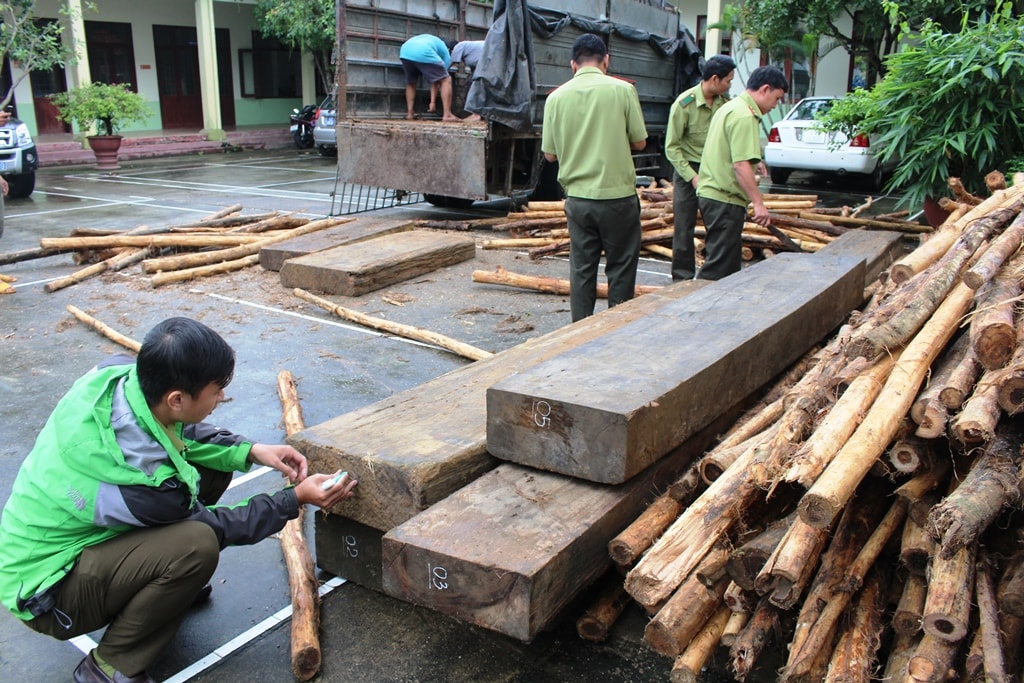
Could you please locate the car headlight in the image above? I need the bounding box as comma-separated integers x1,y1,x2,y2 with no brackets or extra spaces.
14,123,32,146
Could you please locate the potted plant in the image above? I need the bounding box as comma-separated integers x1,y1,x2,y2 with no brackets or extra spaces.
815,4,1024,220
50,82,151,170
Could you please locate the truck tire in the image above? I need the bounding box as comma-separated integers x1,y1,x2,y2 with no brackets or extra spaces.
423,194,475,209
5,172,35,199
769,167,791,185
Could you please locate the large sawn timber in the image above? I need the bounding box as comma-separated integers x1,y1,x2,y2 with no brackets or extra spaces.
288,282,710,531
485,252,867,484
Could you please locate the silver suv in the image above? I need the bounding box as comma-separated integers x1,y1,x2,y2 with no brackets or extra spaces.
0,113,38,199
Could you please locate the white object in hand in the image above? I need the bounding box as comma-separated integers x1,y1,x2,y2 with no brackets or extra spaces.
321,471,348,491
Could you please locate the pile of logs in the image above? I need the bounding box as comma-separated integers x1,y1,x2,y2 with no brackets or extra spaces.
589,174,1024,683
432,184,928,297
0,204,351,293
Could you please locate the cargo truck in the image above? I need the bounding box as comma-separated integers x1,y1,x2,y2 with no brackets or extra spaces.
334,0,701,209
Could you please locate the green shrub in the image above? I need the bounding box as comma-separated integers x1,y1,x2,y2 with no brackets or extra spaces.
816,3,1024,208
50,82,151,136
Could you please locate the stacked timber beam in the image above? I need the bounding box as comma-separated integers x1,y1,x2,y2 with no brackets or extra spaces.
0,204,353,291
367,229,906,642
591,174,1024,682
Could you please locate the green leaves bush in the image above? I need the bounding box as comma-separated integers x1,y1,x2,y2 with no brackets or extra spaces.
50,82,151,137
817,4,1024,208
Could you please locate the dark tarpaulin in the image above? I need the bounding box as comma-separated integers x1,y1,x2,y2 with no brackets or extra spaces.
464,0,535,130
466,1,703,130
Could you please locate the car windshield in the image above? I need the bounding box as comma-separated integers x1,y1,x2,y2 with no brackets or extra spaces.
789,99,834,121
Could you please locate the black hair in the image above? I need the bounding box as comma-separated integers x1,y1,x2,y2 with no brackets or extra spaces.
571,34,608,64
137,317,235,406
747,65,789,93
702,55,736,81
444,39,458,53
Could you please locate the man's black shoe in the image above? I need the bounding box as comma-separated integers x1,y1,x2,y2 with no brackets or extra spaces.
73,652,156,683
192,583,213,606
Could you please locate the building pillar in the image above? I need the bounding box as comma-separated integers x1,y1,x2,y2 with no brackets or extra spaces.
194,0,225,140
62,0,93,137
704,0,724,60
301,50,317,106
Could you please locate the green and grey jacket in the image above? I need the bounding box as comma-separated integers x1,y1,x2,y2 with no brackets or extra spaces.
0,356,299,621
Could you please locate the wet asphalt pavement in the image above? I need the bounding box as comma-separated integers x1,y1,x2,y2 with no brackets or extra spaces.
0,149,906,682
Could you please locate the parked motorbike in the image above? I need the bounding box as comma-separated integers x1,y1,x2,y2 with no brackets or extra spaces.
290,104,317,149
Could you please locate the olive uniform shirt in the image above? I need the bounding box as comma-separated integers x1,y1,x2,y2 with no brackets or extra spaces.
665,82,729,183
541,66,648,200
697,91,763,207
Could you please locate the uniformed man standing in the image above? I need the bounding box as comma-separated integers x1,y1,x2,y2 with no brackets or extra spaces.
697,65,789,281
665,55,736,281
541,34,648,321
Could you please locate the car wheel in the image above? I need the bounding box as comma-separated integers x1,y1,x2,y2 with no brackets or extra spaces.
868,163,888,192
318,145,337,157
769,167,791,185
5,172,35,199
424,194,475,209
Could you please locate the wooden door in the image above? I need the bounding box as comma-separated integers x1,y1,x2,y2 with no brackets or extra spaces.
30,64,69,134
154,25,202,129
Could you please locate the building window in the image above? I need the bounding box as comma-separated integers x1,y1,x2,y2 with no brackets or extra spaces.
85,21,138,90
239,33,300,98
696,15,732,56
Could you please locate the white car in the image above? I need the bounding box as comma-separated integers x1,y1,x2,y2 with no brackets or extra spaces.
764,96,889,190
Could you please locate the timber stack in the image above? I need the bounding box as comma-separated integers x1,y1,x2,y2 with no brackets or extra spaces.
600,173,1024,683
0,204,353,292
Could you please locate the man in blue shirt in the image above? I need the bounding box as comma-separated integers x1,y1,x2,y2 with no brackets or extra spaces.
400,34,458,121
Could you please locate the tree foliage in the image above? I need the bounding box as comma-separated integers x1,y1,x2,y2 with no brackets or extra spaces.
737,0,1013,86
0,0,77,108
816,2,1024,208
252,0,335,97
50,82,151,135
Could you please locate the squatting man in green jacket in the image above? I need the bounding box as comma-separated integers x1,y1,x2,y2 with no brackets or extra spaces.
0,317,358,683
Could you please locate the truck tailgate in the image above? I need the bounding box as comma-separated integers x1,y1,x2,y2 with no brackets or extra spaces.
337,120,489,200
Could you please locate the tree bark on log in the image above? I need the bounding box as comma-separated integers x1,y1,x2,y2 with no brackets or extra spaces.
889,205,971,283
969,250,1023,370
783,499,907,681
928,422,1024,558
783,354,896,487
996,320,1024,414
644,556,729,657
472,266,661,298
912,331,971,431
669,605,731,683
894,572,928,635
40,233,270,250
293,288,493,362
921,541,975,642
150,253,262,287
907,633,961,683
996,550,1024,616
799,283,975,529
730,596,781,682
882,630,919,683
798,211,933,233
721,609,749,648
625,445,763,609
900,516,936,577
608,494,683,567
66,305,141,353
941,344,982,411
726,511,796,592
823,564,887,683
963,209,1024,289
753,516,829,610
949,369,1002,444
847,204,1020,361
575,572,630,642
974,556,1009,683
275,370,322,681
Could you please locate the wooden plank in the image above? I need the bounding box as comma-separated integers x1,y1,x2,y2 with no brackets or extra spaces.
314,513,384,593
485,252,867,484
279,229,476,296
290,281,710,532
817,228,908,285
259,219,413,272
381,416,729,643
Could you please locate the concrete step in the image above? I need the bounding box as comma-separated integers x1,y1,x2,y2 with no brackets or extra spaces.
35,127,295,168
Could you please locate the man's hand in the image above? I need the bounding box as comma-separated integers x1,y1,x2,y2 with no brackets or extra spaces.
750,199,771,226
0,176,8,197
249,443,308,483
294,470,358,508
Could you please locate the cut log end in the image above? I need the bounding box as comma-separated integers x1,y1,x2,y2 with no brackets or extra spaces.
921,614,968,643
291,646,322,681
797,494,837,530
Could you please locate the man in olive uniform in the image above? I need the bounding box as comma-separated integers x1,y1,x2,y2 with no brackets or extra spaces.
696,65,789,280
665,55,736,281
541,34,648,321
